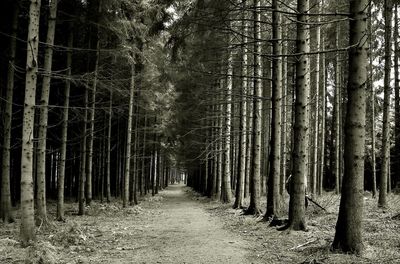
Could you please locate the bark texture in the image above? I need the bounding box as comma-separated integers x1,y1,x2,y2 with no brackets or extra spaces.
332,0,368,254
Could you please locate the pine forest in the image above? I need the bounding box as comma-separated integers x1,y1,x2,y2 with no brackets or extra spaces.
0,0,400,263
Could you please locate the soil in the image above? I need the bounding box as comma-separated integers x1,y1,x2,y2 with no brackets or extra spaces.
1,185,399,264
0,184,259,264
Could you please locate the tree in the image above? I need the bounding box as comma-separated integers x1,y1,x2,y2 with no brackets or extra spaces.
285,0,310,231
332,0,368,254
57,24,73,221
123,63,135,207
1,1,18,224
233,0,248,209
246,0,262,215
378,0,393,208
265,0,282,220
36,0,58,225
395,3,400,189
21,0,42,244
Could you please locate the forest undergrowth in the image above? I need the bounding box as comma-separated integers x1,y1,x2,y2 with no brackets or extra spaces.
0,195,165,264
0,187,399,264
195,189,400,264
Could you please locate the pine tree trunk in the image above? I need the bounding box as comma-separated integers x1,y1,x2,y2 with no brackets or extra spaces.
78,84,88,215
1,3,18,223
369,2,377,197
378,0,392,208
57,24,73,221
312,0,321,195
319,28,326,195
286,0,310,231
280,22,288,195
106,91,112,202
221,30,234,203
233,0,248,209
332,0,368,253
21,0,41,244
141,114,148,196
216,82,223,199
123,63,135,207
86,40,100,207
36,0,57,224
246,0,262,215
334,19,341,194
266,0,282,219
395,4,400,189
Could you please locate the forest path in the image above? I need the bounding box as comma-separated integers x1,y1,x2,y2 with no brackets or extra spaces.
99,184,253,264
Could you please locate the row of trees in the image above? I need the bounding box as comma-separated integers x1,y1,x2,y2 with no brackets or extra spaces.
172,0,399,253
0,0,179,245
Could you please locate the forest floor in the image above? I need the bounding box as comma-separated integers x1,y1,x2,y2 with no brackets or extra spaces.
0,185,400,264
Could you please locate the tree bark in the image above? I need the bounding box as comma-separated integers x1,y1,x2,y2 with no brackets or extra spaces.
21,0,42,244
220,34,234,203
36,0,57,225
1,2,18,223
334,17,341,195
57,24,73,221
312,0,321,195
233,0,248,209
246,0,262,215
106,91,112,202
123,63,135,207
286,0,310,231
332,0,368,253
395,4,400,189
378,0,393,208
266,0,282,220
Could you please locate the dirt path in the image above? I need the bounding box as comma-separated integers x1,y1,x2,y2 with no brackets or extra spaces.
98,184,253,264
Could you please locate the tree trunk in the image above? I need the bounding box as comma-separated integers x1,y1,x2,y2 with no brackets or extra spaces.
378,0,392,208
21,0,42,244
233,0,248,209
332,0,368,253
86,38,100,207
319,26,326,195
57,24,73,221
246,0,262,215
369,1,377,197
312,0,321,195
1,3,18,224
334,18,341,194
36,0,57,225
123,63,135,207
286,0,310,231
106,91,112,202
78,84,89,215
221,43,233,203
395,4,400,189
266,0,282,220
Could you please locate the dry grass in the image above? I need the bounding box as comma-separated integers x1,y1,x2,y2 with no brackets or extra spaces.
202,191,400,264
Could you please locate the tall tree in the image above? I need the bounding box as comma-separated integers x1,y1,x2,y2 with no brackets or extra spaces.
332,0,368,253
123,63,135,207
285,0,310,231
378,0,393,208
265,0,282,220
220,33,234,203
395,4,400,189
233,0,248,209
57,24,73,221
334,17,342,194
311,0,321,195
36,0,58,225
21,0,42,244
1,1,18,223
106,91,113,202
246,0,262,215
